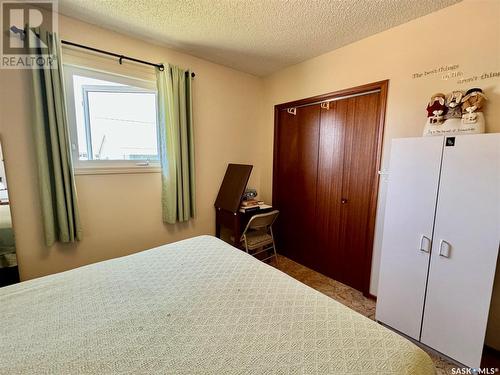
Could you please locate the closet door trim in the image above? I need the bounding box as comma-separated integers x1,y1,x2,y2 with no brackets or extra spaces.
272,80,389,296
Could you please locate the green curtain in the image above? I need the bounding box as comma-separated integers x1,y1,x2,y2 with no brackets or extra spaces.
156,64,195,224
31,30,82,246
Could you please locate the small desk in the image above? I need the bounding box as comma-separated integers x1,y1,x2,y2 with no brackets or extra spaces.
215,205,274,247
214,163,271,247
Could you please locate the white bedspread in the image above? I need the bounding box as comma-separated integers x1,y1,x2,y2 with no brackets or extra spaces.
0,235,435,374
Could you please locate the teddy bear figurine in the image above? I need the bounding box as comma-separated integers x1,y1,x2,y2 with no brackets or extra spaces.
426,93,448,124
444,91,464,119
461,88,487,124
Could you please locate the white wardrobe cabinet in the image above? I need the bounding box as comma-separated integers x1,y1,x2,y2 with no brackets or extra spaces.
376,133,500,369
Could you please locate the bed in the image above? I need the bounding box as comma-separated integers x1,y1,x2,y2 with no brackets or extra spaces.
0,235,435,374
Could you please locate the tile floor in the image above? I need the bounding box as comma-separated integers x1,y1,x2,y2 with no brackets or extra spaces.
270,254,462,375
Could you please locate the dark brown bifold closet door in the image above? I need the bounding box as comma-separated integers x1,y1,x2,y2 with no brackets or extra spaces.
274,104,321,267
314,99,346,277
274,85,384,294
321,92,381,292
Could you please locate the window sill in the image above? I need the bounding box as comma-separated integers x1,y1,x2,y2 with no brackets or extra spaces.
74,166,161,176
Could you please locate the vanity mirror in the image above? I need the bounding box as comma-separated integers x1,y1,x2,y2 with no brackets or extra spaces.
0,142,19,287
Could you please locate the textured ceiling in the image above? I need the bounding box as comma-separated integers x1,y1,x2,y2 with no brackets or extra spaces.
58,0,462,76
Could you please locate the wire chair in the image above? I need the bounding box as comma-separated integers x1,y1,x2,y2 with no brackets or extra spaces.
240,210,279,265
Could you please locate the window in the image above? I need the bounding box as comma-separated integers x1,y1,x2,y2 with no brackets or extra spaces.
64,65,159,173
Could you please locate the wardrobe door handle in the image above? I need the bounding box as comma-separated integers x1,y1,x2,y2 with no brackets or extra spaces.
419,235,431,253
341,198,348,204
439,240,452,258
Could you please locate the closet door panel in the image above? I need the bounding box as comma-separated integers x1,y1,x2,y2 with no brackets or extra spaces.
315,100,346,276
375,136,443,340
274,105,321,265
421,134,500,368
274,109,299,259
338,92,381,290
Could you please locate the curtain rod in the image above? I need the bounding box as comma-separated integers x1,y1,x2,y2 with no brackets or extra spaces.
61,40,196,77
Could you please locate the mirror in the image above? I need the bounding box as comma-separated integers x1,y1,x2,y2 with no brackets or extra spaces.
0,142,19,287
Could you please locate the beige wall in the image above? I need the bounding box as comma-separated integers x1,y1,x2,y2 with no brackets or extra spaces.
0,13,264,280
259,0,500,348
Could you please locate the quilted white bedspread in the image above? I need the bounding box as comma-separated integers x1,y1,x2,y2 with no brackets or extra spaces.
0,235,435,374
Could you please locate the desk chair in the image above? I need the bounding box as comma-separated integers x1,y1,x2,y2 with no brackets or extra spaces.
240,210,279,266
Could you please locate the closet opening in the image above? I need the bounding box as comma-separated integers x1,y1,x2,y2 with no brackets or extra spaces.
272,80,388,297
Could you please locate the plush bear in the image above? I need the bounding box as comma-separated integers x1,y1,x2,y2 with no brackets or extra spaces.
426,93,448,124
461,88,487,123
444,91,464,119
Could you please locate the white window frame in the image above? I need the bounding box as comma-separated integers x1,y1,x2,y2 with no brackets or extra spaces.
64,64,161,175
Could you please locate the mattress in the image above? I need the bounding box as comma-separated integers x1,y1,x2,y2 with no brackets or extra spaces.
0,235,435,374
